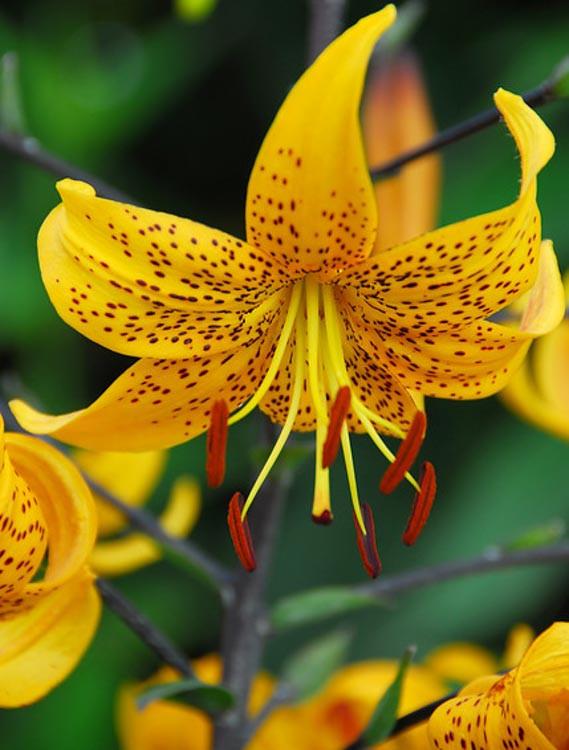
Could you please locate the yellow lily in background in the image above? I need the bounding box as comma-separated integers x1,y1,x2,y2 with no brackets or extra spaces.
428,622,569,750
118,626,532,750
501,269,569,440
74,448,200,577
0,416,100,707
11,6,563,575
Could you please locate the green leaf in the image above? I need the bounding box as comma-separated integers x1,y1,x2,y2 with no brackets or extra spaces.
0,51,26,134
550,55,569,98
282,630,352,701
503,518,566,552
361,645,416,744
136,679,234,714
270,586,385,631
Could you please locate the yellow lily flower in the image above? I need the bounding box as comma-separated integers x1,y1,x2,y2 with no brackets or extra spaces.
428,622,569,750
118,627,531,750
0,416,100,706
11,6,563,574
501,269,569,440
73,449,201,577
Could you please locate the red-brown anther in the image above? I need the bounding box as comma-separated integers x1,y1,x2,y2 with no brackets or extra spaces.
206,399,229,488
322,386,352,469
379,410,426,494
402,461,437,546
353,503,382,579
227,492,256,572
312,509,334,525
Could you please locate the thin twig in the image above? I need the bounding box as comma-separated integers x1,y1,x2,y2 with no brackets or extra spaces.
212,421,293,750
96,577,193,678
0,130,135,202
356,542,569,599
307,0,347,64
370,81,555,180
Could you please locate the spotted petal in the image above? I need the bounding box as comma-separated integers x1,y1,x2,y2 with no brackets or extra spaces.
11,311,285,450
0,571,100,707
337,89,555,335
246,6,397,277
39,179,288,359
428,623,569,750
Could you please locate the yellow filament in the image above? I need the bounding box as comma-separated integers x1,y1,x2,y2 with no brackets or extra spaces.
304,275,329,423
320,286,403,438
312,408,331,520
241,318,306,520
340,425,365,533
229,282,303,426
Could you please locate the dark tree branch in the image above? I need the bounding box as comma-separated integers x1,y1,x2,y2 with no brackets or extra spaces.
356,542,569,599
0,130,135,203
370,80,556,180
307,0,347,65
96,577,194,678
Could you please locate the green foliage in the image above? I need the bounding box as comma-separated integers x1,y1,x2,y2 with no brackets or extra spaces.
282,630,352,701
136,678,234,713
271,586,384,631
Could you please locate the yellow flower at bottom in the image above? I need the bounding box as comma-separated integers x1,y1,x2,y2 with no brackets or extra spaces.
0,417,100,706
428,623,569,750
73,449,201,577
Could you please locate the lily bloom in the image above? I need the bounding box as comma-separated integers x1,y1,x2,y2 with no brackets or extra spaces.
0,416,100,706
11,6,563,575
118,628,531,749
74,449,200,577
501,268,569,440
428,622,569,750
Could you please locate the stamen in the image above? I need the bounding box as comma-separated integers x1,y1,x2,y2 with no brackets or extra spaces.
227,492,256,572
379,411,426,494
402,461,437,546
312,510,333,525
206,399,229,488
312,419,333,523
228,282,303,426
340,425,365,532
353,503,382,579
322,386,351,468
305,275,328,421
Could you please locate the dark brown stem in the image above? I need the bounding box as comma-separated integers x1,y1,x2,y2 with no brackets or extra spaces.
96,577,194,678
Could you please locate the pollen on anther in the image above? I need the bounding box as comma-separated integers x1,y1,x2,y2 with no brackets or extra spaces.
227,492,256,572
380,410,426,494
322,386,351,468
206,399,229,488
353,503,381,579
402,461,437,546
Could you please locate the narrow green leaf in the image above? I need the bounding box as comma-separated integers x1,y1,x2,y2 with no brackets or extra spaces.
361,645,416,744
282,630,352,701
551,55,569,98
503,518,566,552
137,679,234,714
271,586,385,631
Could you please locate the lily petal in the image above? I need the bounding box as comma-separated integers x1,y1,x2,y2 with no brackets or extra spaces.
90,476,200,576
11,314,284,450
428,623,569,750
0,571,100,707
246,6,397,277
39,179,288,359
337,89,555,334
73,449,166,536
363,52,440,253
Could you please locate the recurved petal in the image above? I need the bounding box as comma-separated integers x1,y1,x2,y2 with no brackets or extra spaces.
40,179,288,359
363,52,440,253
4,433,97,600
73,449,166,536
11,311,284,451
90,476,200,576
246,7,397,277
338,89,554,334
0,571,101,707
532,321,569,415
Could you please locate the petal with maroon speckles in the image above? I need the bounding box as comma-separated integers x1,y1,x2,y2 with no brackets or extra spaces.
39,179,289,359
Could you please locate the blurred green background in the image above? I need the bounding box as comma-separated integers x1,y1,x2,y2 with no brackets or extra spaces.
1,0,568,747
